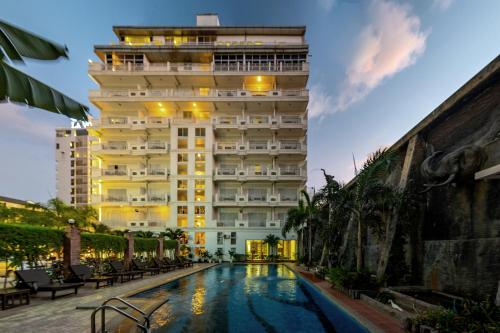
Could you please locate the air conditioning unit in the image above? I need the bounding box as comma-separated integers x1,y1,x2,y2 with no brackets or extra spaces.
131,195,146,202
269,195,278,202
269,143,278,150
271,119,278,125
270,170,278,176
223,234,231,239
238,144,246,151
237,195,246,202
238,170,246,176
237,90,249,97
268,90,281,96
129,90,147,97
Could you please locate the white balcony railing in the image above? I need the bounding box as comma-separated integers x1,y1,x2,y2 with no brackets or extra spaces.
95,142,169,154
89,88,308,99
89,61,309,73
214,140,306,155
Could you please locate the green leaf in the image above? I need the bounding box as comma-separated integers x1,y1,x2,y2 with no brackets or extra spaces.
0,61,88,120
0,20,67,62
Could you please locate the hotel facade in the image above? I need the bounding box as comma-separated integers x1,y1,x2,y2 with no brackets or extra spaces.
88,14,308,260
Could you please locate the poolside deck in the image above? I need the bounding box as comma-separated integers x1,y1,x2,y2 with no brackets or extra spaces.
291,264,405,333
0,263,216,333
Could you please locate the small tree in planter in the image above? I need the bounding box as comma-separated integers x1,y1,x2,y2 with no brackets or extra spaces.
263,234,280,262
214,249,224,263
228,249,236,264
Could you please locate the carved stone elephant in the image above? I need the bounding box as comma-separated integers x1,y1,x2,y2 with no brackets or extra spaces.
420,144,486,192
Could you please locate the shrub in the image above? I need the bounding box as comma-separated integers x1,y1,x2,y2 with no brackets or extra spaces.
163,239,177,250
134,238,158,257
328,266,350,288
328,267,379,290
80,232,126,259
0,223,64,267
406,297,500,333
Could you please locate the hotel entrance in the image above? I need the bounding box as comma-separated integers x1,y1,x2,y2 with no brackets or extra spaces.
245,240,297,261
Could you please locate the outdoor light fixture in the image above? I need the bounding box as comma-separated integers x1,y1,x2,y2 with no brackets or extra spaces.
158,102,163,107
68,219,75,225
257,76,262,82
192,102,197,107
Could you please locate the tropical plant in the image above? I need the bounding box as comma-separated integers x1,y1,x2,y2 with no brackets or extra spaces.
80,232,126,259
0,20,88,120
350,148,399,272
263,234,280,260
214,249,224,260
135,230,155,238
282,190,321,265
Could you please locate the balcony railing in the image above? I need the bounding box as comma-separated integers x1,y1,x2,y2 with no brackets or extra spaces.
89,61,308,73
92,116,170,129
89,88,308,99
214,140,306,154
95,142,169,154
214,191,298,205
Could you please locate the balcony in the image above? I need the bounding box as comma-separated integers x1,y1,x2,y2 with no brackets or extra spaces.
89,61,309,74
130,168,169,181
91,116,170,130
89,88,308,101
213,191,298,207
213,140,306,155
129,194,169,206
94,141,169,155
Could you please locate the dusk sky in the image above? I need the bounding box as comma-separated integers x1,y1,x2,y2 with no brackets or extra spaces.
1,0,499,202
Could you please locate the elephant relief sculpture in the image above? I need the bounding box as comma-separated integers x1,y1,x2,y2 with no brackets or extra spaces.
420,117,500,193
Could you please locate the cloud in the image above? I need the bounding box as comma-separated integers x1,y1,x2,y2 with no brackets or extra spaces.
0,104,56,145
310,0,428,118
308,85,334,119
433,0,454,10
317,0,336,11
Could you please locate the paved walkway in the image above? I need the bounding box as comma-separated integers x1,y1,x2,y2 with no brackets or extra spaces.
0,264,215,333
292,265,405,333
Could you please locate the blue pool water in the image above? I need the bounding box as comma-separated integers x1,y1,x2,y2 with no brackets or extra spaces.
131,264,369,333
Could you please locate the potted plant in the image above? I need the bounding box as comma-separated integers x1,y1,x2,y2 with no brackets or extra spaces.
228,249,236,264
214,249,224,263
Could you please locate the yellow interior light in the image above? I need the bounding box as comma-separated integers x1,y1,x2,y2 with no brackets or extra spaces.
257,76,262,82
160,108,165,112
192,102,197,107
158,102,163,107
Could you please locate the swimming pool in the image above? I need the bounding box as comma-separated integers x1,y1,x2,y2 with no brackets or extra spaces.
131,264,369,333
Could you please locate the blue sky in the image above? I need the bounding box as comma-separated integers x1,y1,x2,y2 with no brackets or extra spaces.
1,0,499,202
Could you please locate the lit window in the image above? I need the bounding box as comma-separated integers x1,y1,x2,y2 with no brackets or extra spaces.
195,232,206,245
177,180,188,189
199,88,210,96
177,216,187,227
195,153,205,162
177,206,188,214
195,179,205,189
178,128,188,137
195,190,205,202
194,206,205,214
177,190,187,201
195,138,205,149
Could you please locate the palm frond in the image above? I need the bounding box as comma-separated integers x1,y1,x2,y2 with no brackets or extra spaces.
0,20,67,62
0,61,88,120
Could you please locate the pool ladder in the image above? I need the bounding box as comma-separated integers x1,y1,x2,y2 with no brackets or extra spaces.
90,296,169,333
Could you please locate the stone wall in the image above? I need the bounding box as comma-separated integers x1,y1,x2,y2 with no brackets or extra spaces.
349,56,500,297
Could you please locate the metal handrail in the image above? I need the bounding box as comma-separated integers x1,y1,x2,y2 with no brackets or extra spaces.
90,297,169,333
90,304,148,333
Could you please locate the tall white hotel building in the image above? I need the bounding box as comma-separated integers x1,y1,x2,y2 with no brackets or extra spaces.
88,14,308,260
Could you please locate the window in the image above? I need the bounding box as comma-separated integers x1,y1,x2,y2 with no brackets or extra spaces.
195,189,205,202
183,111,192,119
177,153,188,175
195,179,205,189
105,53,145,65
217,232,224,245
194,206,205,215
56,143,59,150
195,128,205,137
198,88,210,96
195,153,205,175
178,128,188,149
198,36,216,44
214,54,244,71
177,216,187,227
177,190,187,201
195,232,206,245
178,128,188,137
177,180,188,189
177,206,188,215
230,232,237,245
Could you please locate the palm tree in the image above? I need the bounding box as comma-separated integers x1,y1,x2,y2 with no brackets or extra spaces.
0,20,88,120
135,231,154,238
351,148,399,272
282,199,307,260
162,228,186,255
263,234,280,260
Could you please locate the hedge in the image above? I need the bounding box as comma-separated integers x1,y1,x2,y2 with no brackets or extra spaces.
0,223,65,266
134,238,158,256
164,239,177,250
80,232,126,258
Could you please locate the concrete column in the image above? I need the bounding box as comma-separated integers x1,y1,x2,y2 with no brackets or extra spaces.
157,237,164,260
124,232,134,269
63,225,80,278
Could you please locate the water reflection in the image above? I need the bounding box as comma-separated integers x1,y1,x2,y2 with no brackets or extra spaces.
191,287,206,315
